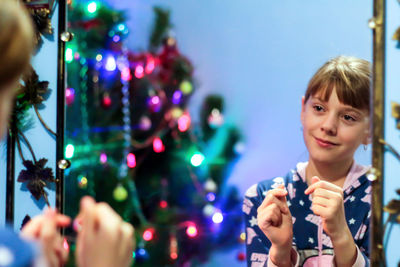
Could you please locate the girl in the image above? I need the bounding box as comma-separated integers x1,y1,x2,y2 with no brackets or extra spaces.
243,56,371,267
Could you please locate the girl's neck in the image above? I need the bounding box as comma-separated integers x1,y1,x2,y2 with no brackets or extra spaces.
305,158,354,188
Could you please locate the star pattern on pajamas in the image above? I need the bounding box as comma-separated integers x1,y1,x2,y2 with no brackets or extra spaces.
243,162,371,266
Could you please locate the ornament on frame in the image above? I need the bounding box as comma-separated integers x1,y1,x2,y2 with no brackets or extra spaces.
23,0,56,51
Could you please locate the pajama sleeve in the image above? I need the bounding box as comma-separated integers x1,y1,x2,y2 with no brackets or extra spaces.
243,186,298,266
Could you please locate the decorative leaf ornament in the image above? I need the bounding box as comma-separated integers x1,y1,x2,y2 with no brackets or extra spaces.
23,0,55,50
19,66,56,135
393,27,400,43
17,158,55,206
22,67,50,105
21,215,31,230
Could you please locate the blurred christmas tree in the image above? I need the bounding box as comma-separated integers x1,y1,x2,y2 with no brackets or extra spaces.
65,1,245,266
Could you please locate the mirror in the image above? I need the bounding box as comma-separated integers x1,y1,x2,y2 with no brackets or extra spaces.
64,1,372,266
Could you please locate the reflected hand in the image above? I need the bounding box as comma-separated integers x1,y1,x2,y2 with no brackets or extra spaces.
21,209,71,267
76,196,135,267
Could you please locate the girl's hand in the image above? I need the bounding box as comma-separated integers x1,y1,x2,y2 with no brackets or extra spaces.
305,176,349,243
257,185,293,266
305,176,358,266
75,196,135,267
21,209,71,267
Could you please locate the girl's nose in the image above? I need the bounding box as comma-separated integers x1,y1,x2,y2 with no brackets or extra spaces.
320,114,337,136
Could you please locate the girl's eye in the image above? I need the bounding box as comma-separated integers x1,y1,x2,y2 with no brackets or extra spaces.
343,114,356,122
313,105,324,112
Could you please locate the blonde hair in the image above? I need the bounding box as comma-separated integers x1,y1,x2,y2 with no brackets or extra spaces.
0,0,34,89
304,56,371,112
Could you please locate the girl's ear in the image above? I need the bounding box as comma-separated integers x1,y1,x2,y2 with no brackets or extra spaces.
300,96,306,125
362,123,371,145
363,133,372,145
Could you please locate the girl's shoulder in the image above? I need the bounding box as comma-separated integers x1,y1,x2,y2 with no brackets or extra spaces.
0,227,35,267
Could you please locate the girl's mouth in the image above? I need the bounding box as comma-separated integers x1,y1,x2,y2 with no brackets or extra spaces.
314,137,338,148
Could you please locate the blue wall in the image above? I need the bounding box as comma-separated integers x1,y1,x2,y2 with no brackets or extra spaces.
106,0,373,265
384,0,400,265
0,3,59,229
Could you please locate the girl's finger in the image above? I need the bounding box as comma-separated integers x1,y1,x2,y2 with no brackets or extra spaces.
311,203,329,218
312,196,330,208
259,187,288,210
259,194,289,214
313,188,343,200
305,179,342,195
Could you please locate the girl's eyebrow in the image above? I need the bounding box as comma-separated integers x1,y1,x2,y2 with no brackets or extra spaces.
310,97,326,103
341,107,364,116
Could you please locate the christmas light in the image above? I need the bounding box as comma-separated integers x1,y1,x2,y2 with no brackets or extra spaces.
137,248,146,257
212,211,223,224
96,54,103,62
100,153,107,164
170,108,183,119
65,144,74,159
105,55,116,71
153,137,165,153
121,67,132,81
145,57,155,74
204,179,217,192
178,114,191,132
190,152,205,167
112,35,120,42
127,153,136,168
77,175,88,189
240,232,246,242
233,141,246,155
159,200,168,208
135,65,144,79
139,116,152,131
148,96,161,112
202,204,216,217
179,80,193,95
65,88,75,106
135,247,149,262
206,192,216,202
172,91,182,105
237,252,246,261
169,235,178,260
65,48,73,63
186,224,198,238
143,228,154,241
117,23,126,32
87,1,97,13
207,108,224,128
102,94,112,108
113,184,128,201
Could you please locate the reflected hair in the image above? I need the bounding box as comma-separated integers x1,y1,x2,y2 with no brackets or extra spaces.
304,56,371,112
0,0,34,90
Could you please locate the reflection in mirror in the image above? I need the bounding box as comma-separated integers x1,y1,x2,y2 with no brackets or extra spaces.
64,1,372,266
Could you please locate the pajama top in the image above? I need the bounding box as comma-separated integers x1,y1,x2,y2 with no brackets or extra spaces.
243,162,371,267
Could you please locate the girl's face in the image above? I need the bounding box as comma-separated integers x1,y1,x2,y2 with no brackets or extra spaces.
301,88,370,166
